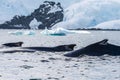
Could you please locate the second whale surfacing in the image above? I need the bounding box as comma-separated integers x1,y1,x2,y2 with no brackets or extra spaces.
64,39,120,57
0,44,76,53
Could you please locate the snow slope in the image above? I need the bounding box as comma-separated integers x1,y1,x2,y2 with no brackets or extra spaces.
92,20,120,29
53,0,120,29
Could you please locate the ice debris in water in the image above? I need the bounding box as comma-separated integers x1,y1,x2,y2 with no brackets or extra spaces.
8,30,35,36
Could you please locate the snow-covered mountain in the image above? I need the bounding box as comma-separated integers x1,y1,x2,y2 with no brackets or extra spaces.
1,0,120,29
53,0,120,29
0,1,63,29
0,0,82,24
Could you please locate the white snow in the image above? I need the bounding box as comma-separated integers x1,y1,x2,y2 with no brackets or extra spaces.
92,20,120,29
14,24,23,28
53,0,120,29
29,18,42,30
48,5,63,14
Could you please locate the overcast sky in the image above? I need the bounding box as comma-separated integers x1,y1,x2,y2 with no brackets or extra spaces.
19,0,82,11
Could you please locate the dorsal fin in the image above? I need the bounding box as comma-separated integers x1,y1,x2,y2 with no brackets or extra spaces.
65,44,76,50
99,39,108,45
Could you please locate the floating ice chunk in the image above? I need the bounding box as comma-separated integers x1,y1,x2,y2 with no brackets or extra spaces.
41,27,90,36
8,30,35,36
8,30,23,36
23,31,35,35
41,27,66,36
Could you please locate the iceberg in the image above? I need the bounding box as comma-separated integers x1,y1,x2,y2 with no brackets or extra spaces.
41,27,90,36
41,28,67,36
9,31,23,36
23,31,35,35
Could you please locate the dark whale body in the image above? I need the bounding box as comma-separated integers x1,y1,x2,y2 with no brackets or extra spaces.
1,44,76,53
64,39,120,57
2,42,23,47
23,44,76,52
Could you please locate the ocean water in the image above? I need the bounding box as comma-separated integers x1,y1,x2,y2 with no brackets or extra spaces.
0,30,120,80
0,30,120,48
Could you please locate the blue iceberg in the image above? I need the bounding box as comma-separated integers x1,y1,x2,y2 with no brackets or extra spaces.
41,27,90,36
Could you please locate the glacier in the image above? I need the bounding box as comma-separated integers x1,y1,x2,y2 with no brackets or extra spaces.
53,0,120,29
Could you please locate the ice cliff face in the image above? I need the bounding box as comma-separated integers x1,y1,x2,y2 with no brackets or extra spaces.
53,0,120,29
0,1,63,29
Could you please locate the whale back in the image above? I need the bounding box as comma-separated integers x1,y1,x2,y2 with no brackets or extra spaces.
64,39,120,57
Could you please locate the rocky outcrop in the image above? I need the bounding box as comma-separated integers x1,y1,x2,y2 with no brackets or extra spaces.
0,1,64,29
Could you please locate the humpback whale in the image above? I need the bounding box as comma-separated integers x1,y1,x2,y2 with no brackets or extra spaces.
2,42,23,47
0,44,76,53
23,44,76,52
64,39,120,57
